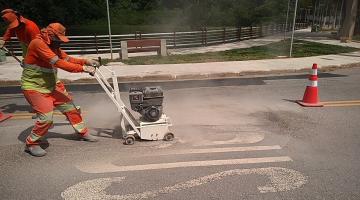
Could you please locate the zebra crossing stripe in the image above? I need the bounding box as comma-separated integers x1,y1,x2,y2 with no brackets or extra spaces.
148,145,282,156
77,156,292,173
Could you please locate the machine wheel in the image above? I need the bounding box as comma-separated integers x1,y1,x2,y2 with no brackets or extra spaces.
124,135,136,145
163,132,174,141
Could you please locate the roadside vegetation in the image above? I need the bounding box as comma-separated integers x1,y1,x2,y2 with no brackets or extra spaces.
120,40,359,65
353,35,360,41
1,0,311,35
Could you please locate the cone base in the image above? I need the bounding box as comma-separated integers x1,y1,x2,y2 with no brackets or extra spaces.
296,100,324,107
0,113,13,122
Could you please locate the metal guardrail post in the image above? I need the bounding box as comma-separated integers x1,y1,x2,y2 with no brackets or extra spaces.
250,26,253,38
94,34,99,55
201,27,204,46
205,27,207,46
223,27,226,43
81,38,85,55
173,31,176,48
237,26,240,41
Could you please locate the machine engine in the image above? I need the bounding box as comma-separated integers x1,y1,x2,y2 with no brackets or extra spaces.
129,86,163,122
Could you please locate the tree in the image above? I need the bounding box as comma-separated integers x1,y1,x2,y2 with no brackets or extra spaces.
339,0,358,42
354,2,360,35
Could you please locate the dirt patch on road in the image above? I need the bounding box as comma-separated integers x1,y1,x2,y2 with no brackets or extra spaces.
252,110,317,140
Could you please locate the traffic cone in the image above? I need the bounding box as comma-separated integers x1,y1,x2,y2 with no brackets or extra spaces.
297,63,324,107
0,111,12,122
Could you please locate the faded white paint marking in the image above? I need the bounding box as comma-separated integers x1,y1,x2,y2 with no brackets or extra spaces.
61,167,307,200
152,143,174,149
153,145,282,156
62,177,125,200
77,156,292,174
193,132,265,146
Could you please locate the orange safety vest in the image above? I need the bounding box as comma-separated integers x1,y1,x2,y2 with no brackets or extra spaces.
22,33,86,93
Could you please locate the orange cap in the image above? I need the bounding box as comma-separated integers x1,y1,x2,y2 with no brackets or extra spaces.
1,9,19,29
1,8,16,15
46,23,69,43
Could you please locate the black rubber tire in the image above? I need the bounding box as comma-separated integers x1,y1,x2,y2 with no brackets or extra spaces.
124,135,135,145
163,132,174,141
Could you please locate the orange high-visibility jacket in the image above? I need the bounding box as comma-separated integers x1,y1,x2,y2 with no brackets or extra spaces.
2,17,40,46
22,33,86,93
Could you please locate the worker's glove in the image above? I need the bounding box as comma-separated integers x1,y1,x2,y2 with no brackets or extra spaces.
0,40,5,49
85,59,100,67
83,65,96,76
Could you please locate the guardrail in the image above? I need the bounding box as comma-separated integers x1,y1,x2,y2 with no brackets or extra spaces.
5,23,308,56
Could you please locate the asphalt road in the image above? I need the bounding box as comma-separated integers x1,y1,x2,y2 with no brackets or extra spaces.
1,67,360,200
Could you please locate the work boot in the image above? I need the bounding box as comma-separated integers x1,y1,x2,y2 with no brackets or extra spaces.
25,145,47,157
79,133,98,142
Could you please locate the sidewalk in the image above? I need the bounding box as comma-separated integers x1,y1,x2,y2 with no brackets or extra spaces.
0,29,359,85
294,28,360,48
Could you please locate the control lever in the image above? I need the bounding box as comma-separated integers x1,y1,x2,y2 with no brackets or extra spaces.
89,64,100,76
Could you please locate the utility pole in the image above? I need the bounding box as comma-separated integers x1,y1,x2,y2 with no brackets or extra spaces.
290,0,299,57
284,0,291,40
106,0,113,60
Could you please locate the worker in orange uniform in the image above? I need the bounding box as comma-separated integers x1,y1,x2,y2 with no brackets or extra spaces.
0,9,40,57
22,23,99,157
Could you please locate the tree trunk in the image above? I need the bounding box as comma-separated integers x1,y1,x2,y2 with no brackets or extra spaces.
354,3,360,35
333,0,340,29
312,0,318,26
338,0,345,27
339,0,358,42
322,0,329,28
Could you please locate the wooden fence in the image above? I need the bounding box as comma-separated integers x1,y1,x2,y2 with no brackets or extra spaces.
5,23,308,56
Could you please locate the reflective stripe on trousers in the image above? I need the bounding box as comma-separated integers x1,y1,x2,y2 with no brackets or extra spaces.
23,82,88,145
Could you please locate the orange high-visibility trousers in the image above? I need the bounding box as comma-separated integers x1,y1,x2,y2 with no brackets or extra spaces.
23,82,88,145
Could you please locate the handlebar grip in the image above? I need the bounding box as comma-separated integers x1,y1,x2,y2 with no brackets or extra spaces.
89,70,96,76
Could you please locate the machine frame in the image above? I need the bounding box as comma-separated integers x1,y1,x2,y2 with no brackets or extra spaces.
93,66,174,145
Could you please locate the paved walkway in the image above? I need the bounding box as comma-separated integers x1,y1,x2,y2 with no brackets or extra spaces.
0,29,359,85
294,29,360,48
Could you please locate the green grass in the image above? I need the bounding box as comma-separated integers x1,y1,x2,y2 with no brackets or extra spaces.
119,39,359,65
353,35,360,41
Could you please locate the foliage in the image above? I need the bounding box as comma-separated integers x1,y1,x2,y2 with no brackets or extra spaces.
0,0,312,31
0,0,106,28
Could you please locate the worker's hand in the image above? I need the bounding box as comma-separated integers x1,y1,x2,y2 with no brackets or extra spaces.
85,59,100,67
0,40,5,49
83,65,96,76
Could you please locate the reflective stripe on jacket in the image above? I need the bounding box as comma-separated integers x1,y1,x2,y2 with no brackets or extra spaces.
21,63,58,93
22,35,85,93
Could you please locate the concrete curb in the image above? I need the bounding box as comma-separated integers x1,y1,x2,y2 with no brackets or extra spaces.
0,62,359,87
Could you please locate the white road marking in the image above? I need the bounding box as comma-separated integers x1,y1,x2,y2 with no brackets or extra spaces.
153,143,175,149
193,132,265,146
151,145,282,156
77,156,292,173
62,167,307,200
